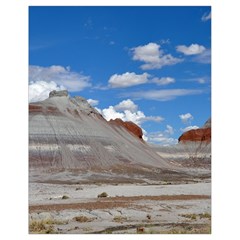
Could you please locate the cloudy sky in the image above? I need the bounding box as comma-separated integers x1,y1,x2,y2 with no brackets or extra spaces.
29,6,211,145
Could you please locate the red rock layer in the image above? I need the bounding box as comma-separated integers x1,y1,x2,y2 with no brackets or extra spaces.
109,118,143,140
178,127,211,143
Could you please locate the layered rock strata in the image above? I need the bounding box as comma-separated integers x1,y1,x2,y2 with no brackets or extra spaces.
29,91,171,171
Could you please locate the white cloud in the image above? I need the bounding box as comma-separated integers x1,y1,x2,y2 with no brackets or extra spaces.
108,72,149,88
179,113,193,124
197,78,207,84
181,125,199,132
29,81,66,103
193,49,211,64
131,42,182,70
176,44,206,55
201,11,211,22
102,106,125,121
185,76,210,84
29,65,91,92
87,99,99,106
132,42,161,63
147,125,178,145
141,116,164,123
151,77,175,85
165,125,174,135
142,129,148,141
114,99,138,112
99,99,164,126
122,89,203,101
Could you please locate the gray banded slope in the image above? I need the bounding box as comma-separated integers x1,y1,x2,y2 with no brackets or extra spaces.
29,93,172,171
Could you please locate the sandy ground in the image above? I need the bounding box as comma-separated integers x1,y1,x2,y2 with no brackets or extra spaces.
29,181,211,234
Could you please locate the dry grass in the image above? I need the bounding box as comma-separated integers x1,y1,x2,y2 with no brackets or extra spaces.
113,216,128,223
29,218,67,233
179,212,211,221
161,225,211,234
199,212,211,220
179,213,197,220
73,216,94,222
29,220,54,234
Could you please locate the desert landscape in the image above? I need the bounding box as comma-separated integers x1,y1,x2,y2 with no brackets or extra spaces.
29,91,211,234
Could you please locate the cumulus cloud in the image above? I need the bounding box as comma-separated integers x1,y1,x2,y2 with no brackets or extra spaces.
29,65,91,91
99,99,164,126
147,125,177,145
176,44,206,55
165,125,174,135
181,125,199,132
29,81,66,103
114,99,138,112
108,72,149,88
201,11,211,22
151,77,175,85
121,89,203,101
193,49,211,64
29,65,91,103
131,42,182,70
87,99,99,106
179,113,193,124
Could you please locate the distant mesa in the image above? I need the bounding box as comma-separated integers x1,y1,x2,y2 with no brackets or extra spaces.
178,118,211,143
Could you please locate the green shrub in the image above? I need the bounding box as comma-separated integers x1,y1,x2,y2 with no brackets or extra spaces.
97,192,108,198
62,195,69,199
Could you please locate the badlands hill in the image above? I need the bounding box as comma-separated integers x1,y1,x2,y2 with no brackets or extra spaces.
152,118,211,169
178,118,211,143
29,90,171,171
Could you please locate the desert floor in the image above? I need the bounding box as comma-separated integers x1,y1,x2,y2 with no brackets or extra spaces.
29,172,211,234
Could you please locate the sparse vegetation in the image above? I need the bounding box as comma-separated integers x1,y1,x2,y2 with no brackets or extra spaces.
73,216,93,222
179,213,197,220
62,195,70,199
29,220,54,234
113,216,128,223
161,225,211,234
29,218,68,233
199,212,211,220
179,212,211,221
97,192,108,198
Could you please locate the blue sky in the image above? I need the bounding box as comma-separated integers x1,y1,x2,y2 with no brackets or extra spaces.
29,6,211,145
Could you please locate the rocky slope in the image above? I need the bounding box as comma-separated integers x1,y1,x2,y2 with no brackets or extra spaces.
178,118,211,143
29,90,172,172
153,118,211,169
109,118,143,140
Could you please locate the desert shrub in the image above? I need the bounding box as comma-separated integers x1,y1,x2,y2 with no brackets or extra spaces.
73,216,93,222
179,213,197,220
97,192,108,198
199,212,211,220
29,220,54,234
62,195,69,199
113,216,127,223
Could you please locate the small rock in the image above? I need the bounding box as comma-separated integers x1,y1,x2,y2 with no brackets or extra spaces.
137,227,145,233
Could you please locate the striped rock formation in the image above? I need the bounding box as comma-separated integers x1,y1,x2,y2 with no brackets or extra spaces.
29,90,171,171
